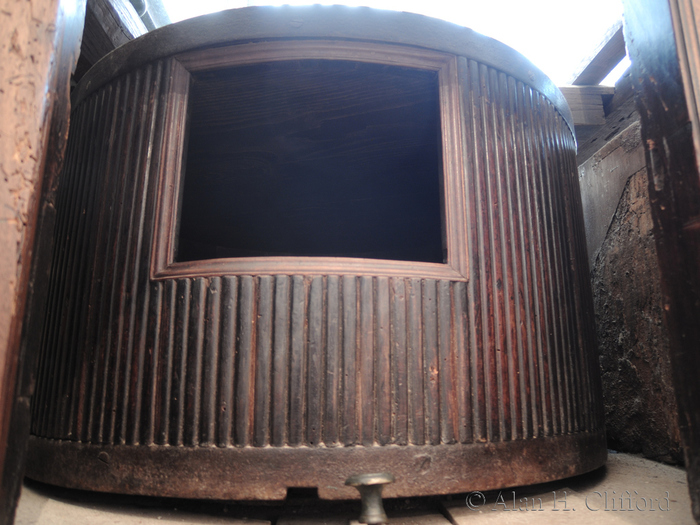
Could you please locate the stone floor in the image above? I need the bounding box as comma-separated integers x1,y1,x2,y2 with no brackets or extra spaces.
14,452,695,524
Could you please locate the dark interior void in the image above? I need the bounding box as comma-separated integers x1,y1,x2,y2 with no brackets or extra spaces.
176,59,445,263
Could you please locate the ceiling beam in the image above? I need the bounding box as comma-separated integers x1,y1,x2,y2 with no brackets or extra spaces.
569,20,626,85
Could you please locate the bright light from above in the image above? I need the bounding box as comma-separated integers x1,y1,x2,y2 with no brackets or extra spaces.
601,55,631,86
162,0,623,86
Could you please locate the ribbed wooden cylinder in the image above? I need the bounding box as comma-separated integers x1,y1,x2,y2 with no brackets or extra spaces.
27,6,605,500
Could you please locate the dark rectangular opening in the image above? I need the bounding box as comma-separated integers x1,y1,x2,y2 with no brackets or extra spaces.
284,487,320,500
176,59,444,263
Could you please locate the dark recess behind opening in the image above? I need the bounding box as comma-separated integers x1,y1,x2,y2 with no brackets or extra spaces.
176,59,444,263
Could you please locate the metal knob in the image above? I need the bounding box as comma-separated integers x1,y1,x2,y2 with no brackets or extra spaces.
345,472,395,524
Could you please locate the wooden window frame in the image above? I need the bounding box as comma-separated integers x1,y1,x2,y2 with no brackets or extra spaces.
151,40,467,280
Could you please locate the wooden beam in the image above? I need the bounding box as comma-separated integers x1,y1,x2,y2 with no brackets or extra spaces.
76,0,147,80
573,70,639,163
560,85,615,126
570,20,627,85
670,0,700,170
624,0,700,520
82,0,147,64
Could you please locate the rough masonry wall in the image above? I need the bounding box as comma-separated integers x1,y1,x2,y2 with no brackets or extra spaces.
581,121,682,464
592,168,682,463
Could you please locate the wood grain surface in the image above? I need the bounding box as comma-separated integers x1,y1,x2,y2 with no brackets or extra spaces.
0,0,85,523
27,15,604,500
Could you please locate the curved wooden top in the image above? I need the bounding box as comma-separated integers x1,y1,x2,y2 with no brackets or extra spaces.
74,5,574,136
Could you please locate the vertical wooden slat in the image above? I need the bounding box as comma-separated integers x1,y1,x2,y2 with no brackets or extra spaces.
88,79,124,444
156,280,176,445
561,126,590,433
496,71,520,441
375,277,391,445
201,277,221,445
543,103,573,436
140,61,182,446
171,278,190,446
271,275,290,447
126,63,164,446
489,68,513,442
452,281,471,443
510,79,536,439
533,93,564,437
323,275,341,445
116,66,156,446
390,278,408,445
546,111,578,435
184,278,205,446
567,129,590,434
59,87,109,439
341,275,357,445
73,84,119,443
462,58,487,443
142,280,162,445
438,280,457,444
84,79,127,443
105,70,143,445
253,276,274,447
523,87,553,437
288,275,307,446
423,279,440,445
478,62,499,442
306,277,324,446
519,84,545,438
406,278,424,445
44,87,105,440
31,98,86,437
359,276,375,446
234,276,255,446
217,276,238,447
565,128,597,432
128,283,151,445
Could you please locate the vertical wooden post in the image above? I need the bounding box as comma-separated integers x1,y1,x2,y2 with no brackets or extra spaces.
623,0,700,520
0,0,85,523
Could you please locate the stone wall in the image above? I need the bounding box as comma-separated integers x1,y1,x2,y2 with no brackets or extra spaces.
580,119,682,464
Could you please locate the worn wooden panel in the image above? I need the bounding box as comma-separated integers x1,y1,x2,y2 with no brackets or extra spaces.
625,0,700,519
0,0,86,522
32,250,603,448
80,0,147,66
27,34,604,499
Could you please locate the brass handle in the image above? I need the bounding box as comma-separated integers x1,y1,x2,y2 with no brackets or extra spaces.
345,472,395,524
